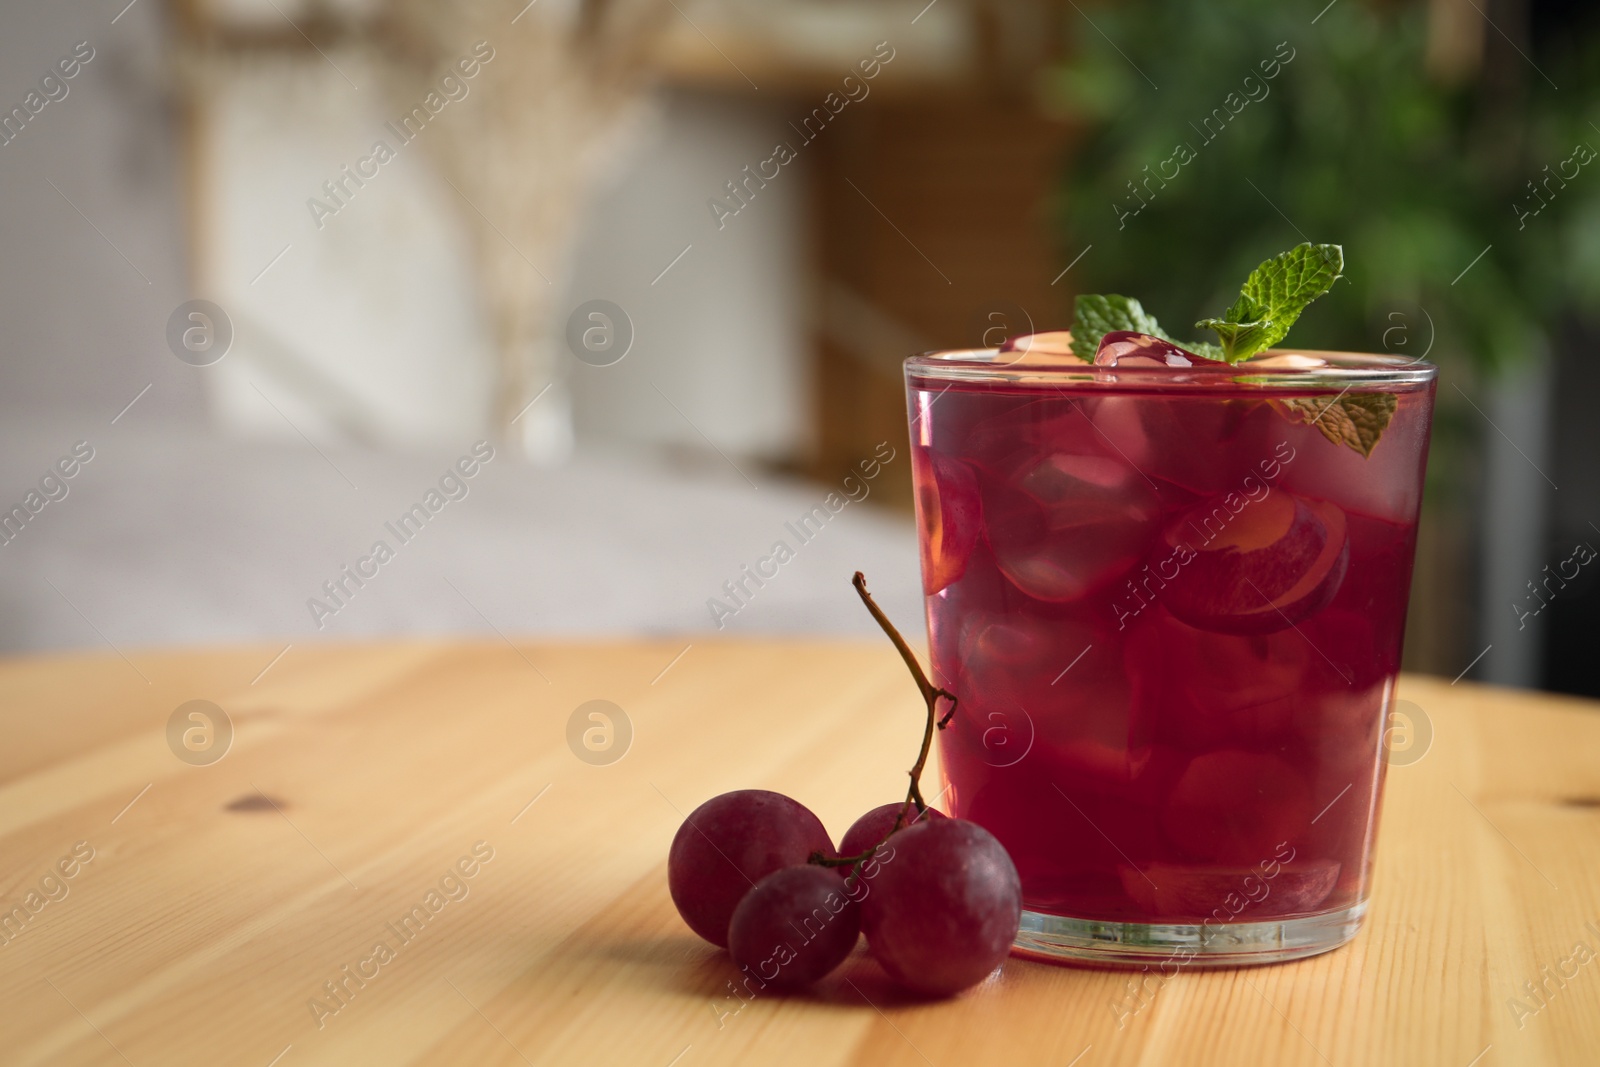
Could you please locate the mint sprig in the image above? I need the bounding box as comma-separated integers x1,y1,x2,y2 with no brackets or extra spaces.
1194,243,1343,363
1067,242,1399,457
1068,242,1343,364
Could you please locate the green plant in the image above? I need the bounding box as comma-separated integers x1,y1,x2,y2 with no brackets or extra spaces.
1046,0,1600,377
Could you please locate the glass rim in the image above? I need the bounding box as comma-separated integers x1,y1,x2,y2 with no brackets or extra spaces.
903,347,1439,389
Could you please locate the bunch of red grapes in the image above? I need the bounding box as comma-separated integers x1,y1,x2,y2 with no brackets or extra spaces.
668,790,1021,996
665,575,1024,997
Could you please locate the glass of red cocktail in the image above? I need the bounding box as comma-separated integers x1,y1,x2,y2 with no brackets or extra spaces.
906,342,1436,965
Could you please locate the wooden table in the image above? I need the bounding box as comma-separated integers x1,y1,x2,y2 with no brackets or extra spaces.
2,640,1597,1066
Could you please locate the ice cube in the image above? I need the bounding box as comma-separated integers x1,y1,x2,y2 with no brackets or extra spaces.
1274,397,1430,523
1086,395,1152,469
1124,610,1309,751
1095,330,1229,368
1160,750,1312,865
955,610,1134,759
984,449,1160,602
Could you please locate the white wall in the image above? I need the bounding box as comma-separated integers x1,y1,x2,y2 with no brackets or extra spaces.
0,1,195,424
188,76,812,466
564,88,812,465
197,53,499,450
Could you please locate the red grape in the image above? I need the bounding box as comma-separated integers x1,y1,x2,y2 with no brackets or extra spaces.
728,865,861,989
837,802,945,865
860,819,1021,996
668,790,833,947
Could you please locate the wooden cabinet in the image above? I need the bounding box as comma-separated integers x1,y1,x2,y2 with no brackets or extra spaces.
806,99,1074,509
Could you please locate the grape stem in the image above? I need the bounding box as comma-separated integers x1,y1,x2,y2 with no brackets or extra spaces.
808,572,958,870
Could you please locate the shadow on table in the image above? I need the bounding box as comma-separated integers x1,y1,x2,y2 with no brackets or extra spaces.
596,932,960,1010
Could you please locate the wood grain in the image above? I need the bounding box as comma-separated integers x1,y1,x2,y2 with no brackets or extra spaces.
0,641,1596,1066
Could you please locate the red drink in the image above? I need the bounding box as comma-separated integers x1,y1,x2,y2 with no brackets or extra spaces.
906,348,1436,965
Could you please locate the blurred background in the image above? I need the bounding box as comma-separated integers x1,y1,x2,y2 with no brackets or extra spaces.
1,0,1596,695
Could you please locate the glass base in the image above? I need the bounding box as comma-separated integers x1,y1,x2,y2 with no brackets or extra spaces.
1013,899,1367,968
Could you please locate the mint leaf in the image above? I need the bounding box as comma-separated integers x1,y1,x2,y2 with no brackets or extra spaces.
1275,392,1397,457
1196,243,1344,363
1071,295,1175,359
1193,316,1273,360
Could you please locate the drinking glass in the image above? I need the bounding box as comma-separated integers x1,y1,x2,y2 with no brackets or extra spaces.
905,346,1437,966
